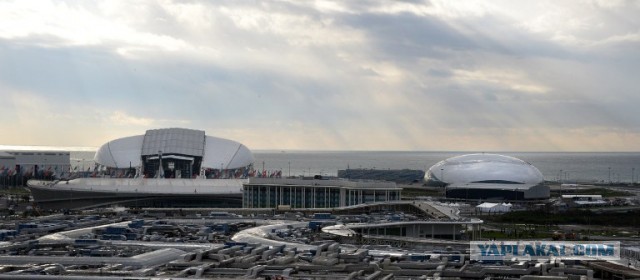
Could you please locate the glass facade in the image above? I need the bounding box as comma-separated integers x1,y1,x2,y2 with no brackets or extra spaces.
243,184,401,209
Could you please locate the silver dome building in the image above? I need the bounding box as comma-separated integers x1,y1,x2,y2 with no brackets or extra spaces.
425,153,549,200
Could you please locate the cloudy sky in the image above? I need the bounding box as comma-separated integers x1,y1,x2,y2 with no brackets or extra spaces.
0,0,639,151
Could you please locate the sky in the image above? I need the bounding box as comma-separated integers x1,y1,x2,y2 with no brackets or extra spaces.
0,0,639,152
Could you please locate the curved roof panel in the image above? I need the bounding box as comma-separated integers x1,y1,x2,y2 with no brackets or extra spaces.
202,136,254,169
94,135,144,168
141,128,205,157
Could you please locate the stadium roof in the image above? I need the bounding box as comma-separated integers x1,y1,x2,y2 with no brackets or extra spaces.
94,128,254,169
425,153,544,186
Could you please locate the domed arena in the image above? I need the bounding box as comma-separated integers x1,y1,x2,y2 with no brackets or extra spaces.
95,127,254,179
27,128,255,209
424,153,549,200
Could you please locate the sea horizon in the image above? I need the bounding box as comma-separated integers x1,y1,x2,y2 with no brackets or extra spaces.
3,145,640,183
2,145,640,154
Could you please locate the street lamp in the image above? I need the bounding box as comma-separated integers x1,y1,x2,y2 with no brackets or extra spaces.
559,169,563,183
440,168,446,198
157,150,163,178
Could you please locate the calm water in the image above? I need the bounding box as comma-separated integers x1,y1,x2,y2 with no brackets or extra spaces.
70,151,640,184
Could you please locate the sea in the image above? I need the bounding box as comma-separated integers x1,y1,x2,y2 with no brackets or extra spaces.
65,150,640,184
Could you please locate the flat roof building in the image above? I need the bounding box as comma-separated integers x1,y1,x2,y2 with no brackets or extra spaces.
1,150,70,186
561,194,607,207
243,177,402,209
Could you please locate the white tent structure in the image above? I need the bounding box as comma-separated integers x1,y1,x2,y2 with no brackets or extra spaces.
476,202,512,213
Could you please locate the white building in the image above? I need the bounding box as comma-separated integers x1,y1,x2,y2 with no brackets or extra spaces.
0,149,70,184
476,202,512,213
424,153,549,200
27,128,255,209
561,195,608,207
94,127,254,178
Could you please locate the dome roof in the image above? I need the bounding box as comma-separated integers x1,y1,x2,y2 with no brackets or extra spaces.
424,153,544,186
94,128,254,169
202,136,254,170
94,135,144,168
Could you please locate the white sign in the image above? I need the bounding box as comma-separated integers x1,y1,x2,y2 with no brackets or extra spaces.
470,241,620,261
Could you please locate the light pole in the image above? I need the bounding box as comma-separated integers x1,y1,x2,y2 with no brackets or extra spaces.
559,169,563,183
632,167,635,184
608,167,611,184
440,168,446,198
158,150,163,178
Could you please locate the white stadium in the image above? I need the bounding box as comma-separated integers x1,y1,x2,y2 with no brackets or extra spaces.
424,153,549,200
94,127,254,179
27,128,256,209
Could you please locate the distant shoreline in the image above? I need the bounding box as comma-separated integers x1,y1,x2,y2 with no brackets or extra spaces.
2,146,640,153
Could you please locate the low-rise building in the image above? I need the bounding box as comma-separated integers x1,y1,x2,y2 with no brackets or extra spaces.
476,202,512,213
561,194,608,207
242,177,402,209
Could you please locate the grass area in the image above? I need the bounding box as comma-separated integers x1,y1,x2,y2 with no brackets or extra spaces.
483,209,640,228
401,187,443,198
0,187,30,195
481,229,554,240
560,187,635,197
